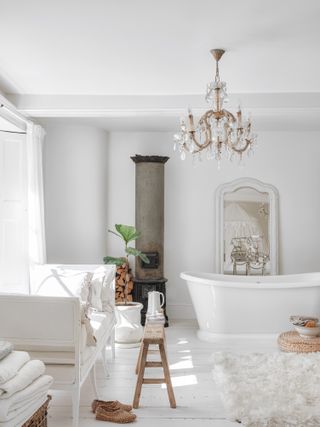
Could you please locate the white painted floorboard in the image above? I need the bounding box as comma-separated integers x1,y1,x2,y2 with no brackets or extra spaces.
47,320,278,426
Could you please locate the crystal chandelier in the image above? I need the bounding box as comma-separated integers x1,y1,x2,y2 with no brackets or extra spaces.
173,49,257,165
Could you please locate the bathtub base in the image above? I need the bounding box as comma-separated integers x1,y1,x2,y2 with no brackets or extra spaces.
197,329,278,343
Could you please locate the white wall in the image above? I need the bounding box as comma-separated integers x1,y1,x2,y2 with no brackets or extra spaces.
43,126,320,318
44,124,109,263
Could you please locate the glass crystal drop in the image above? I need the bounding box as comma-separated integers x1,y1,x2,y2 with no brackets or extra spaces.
180,151,186,161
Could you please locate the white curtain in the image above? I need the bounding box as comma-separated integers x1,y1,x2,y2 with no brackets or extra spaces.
26,123,47,266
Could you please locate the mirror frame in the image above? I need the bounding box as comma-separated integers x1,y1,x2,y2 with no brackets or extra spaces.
215,177,279,275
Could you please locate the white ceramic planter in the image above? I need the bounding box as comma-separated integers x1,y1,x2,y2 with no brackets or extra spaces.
115,302,143,348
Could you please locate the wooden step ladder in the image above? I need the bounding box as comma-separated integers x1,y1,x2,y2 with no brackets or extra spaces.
133,323,176,408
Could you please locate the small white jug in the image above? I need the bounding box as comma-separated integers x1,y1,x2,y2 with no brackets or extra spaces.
147,291,165,315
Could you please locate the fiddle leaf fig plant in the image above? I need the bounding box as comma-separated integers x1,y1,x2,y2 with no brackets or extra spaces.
103,224,150,304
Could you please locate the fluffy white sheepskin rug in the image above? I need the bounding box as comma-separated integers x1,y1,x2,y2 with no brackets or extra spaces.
212,351,320,427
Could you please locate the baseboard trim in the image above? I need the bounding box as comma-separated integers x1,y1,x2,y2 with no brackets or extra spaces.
197,330,279,342
166,304,196,320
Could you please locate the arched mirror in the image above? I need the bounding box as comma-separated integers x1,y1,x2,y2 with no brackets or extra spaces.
215,178,279,275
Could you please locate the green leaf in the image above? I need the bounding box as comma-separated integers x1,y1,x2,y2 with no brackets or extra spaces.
139,252,150,264
126,247,150,264
115,224,141,244
103,256,126,266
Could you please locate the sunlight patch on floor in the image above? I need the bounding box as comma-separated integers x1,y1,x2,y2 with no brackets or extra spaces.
169,359,194,370
162,374,198,388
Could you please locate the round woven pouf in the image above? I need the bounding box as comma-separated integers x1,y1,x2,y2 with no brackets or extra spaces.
278,331,320,353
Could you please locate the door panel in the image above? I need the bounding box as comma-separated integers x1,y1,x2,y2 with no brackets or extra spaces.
0,133,28,293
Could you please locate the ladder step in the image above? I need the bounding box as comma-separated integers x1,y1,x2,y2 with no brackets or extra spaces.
145,362,162,368
142,378,166,384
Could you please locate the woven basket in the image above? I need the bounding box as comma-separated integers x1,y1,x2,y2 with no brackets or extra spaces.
278,331,320,353
22,395,51,427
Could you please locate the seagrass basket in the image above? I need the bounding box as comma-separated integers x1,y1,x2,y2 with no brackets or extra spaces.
278,331,320,353
22,396,51,427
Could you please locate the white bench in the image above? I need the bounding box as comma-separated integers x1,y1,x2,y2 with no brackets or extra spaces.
0,264,115,426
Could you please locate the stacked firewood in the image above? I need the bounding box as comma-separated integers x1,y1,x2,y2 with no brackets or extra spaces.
115,263,134,303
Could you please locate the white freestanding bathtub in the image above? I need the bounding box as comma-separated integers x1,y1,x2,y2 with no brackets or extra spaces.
180,272,320,341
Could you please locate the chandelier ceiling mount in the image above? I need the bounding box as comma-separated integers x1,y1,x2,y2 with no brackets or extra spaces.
210,48,225,62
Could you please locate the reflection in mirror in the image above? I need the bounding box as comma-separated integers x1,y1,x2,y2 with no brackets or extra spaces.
215,178,279,276
224,187,270,275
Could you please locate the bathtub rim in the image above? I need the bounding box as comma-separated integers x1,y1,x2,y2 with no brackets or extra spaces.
180,271,320,289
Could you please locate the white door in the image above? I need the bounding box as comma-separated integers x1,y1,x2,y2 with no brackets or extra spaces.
0,132,28,293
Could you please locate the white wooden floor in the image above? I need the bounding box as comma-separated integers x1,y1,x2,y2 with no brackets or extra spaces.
48,320,278,426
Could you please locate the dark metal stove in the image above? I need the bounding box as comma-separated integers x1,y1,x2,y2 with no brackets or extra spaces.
132,277,168,326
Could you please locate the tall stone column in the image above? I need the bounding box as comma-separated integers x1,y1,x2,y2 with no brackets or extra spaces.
131,155,169,326
131,155,169,280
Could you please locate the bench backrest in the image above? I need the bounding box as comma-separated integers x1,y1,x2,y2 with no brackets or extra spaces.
0,294,81,352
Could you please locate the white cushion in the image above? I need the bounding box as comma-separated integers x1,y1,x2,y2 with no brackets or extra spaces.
89,266,115,311
90,276,103,311
31,264,115,313
32,265,91,302
101,272,115,312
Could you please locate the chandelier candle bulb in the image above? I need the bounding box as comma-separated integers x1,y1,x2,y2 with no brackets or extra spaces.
188,109,195,132
237,108,242,127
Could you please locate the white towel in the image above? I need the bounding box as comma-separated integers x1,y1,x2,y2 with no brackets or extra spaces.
0,352,30,385
0,393,48,426
0,343,13,362
0,375,53,422
0,360,45,399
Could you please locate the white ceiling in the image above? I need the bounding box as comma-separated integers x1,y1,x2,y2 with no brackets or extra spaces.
1,0,320,95
1,0,320,130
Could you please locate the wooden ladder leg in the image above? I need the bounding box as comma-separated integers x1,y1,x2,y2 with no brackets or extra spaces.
159,342,176,408
133,342,149,409
135,340,143,375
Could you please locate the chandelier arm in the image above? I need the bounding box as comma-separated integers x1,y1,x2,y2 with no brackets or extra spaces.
188,111,213,150
221,109,236,122
189,130,212,150
202,113,213,146
228,139,251,154
189,132,204,149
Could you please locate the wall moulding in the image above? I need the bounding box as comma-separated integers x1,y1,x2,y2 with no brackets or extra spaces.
7,93,320,119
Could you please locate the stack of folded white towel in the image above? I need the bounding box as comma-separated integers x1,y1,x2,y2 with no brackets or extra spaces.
0,341,53,427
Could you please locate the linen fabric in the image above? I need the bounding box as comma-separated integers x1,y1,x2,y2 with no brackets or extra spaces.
0,360,45,399
0,352,30,385
0,344,13,363
0,394,48,427
0,375,52,422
